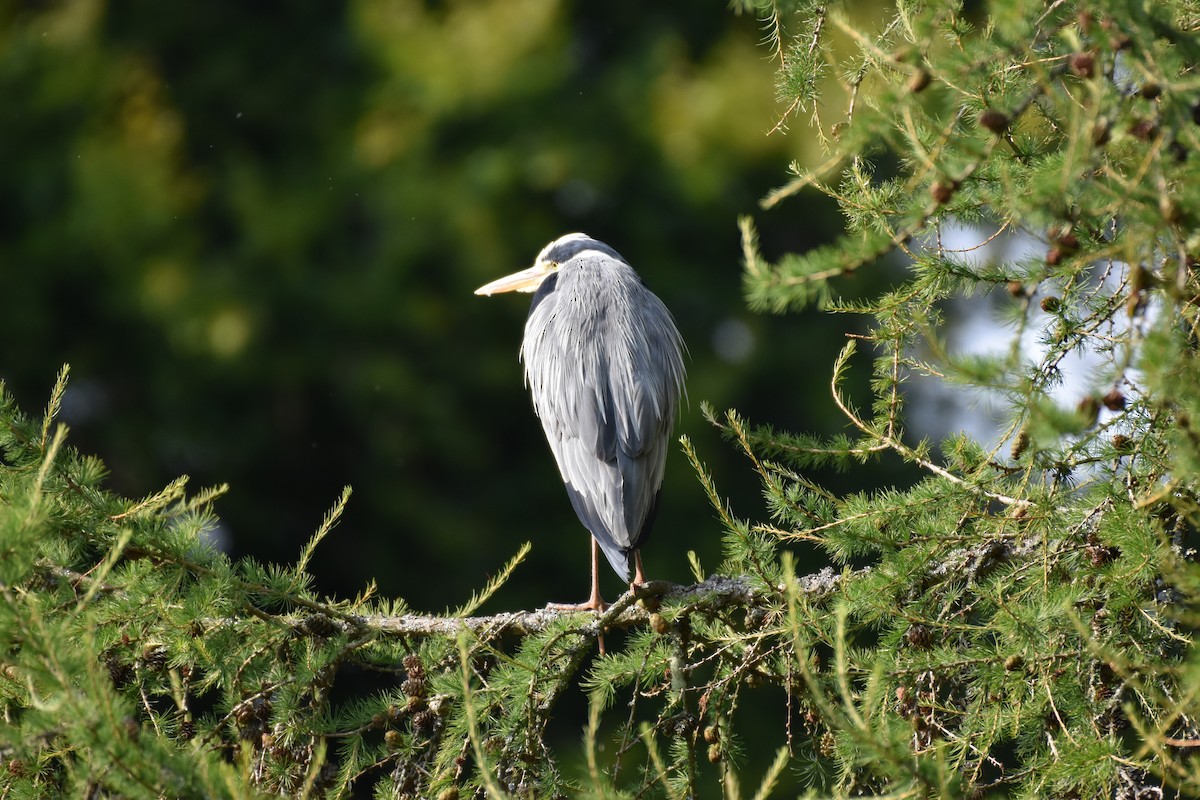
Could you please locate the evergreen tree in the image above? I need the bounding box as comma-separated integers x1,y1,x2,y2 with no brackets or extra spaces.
4,1,1200,798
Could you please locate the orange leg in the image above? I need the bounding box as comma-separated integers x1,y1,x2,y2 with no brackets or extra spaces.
546,538,608,612
631,551,647,590
545,538,609,654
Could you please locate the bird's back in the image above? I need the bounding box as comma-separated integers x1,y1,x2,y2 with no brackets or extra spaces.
521,254,685,581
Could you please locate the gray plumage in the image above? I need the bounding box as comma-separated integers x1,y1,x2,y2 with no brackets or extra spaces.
519,234,686,582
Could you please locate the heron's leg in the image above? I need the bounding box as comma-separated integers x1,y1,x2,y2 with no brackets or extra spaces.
588,540,608,654
631,551,647,589
585,537,606,610
546,538,608,613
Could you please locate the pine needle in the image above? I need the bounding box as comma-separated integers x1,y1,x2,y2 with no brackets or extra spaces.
451,541,531,618
640,723,685,800
29,423,67,520
584,691,606,796
77,528,132,611
40,364,69,450
749,746,790,800
457,632,511,799
295,485,353,578
110,476,190,521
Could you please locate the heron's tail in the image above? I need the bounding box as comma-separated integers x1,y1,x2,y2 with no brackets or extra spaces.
593,537,633,583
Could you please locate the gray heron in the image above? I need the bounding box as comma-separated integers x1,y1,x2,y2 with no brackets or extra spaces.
475,233,686,611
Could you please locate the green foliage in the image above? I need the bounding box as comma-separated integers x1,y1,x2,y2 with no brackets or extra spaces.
0,372,582,798
0,370,795,797
715,0,1200,795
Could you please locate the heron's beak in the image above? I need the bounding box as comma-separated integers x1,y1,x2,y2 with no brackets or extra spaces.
474,262,557,296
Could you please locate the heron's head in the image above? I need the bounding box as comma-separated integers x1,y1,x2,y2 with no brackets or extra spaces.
474,233,625,296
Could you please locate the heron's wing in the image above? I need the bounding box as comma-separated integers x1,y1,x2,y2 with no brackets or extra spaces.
549,434,636,581
608,287,685,542
522,276,684,581
524,327,637,579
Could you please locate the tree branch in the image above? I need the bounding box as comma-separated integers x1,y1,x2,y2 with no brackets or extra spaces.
185,570,848,642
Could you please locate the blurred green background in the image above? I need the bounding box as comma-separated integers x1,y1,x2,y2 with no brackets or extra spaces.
0,0,860,612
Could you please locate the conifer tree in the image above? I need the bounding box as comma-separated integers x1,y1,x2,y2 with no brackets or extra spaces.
4,1,1200,798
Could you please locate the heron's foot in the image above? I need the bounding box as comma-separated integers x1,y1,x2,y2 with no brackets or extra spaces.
629,568,649,596
546,597,608,613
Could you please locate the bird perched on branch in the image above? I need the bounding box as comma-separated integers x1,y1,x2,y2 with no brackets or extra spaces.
476,233,686,611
